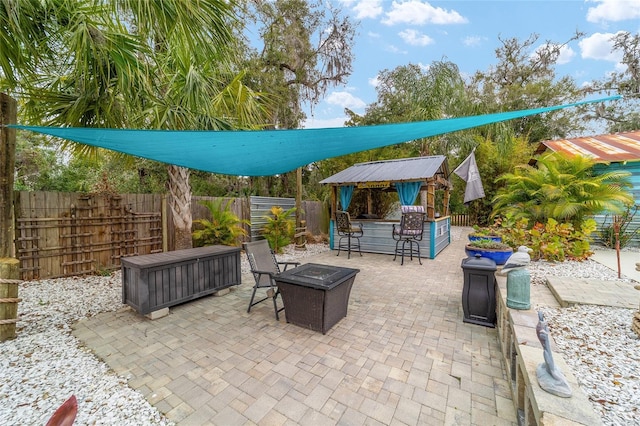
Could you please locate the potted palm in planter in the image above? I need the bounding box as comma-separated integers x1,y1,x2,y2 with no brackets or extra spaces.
465,238,513,265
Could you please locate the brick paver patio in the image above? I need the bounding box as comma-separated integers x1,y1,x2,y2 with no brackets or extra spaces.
73,229,518,425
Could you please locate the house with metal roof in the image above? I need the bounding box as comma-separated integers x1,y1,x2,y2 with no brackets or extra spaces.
534,130,640,246
534,130,640,203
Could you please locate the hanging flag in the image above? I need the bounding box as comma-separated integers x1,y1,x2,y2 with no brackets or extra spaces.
453,150,485,204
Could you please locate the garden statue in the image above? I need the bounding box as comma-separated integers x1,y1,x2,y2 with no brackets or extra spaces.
499,246,532,309
536,311,572,398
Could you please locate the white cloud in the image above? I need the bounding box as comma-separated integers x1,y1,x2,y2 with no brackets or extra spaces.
586,0,640,23
303,116,349,129
326,91,367,109
557,46,576,65
579,32,625,62
534,43,576,65
368,75,380,87
385,44,408,54
368,31,381,38
382,1,468,26
463,35,484,47
351,0,384,19
398,29,435,46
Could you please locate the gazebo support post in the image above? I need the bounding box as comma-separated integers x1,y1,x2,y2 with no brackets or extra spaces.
426,180,436,220
330,185,338,220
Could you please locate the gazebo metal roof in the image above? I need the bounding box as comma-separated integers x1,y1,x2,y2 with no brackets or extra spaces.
319,156,449,186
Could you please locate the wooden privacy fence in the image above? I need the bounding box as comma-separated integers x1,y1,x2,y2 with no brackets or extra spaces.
13,192,325,280
450,214,475,227
15,192,163,280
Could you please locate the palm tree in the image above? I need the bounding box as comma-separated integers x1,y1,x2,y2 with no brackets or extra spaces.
0,0,268,249
492,152,634,226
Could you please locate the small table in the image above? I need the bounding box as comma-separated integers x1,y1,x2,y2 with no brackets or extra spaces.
275,263,359,334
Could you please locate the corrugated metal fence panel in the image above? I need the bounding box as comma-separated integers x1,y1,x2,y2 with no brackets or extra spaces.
592,162,640,247
592,213,640,248
249,196,296,241
594,162,640,204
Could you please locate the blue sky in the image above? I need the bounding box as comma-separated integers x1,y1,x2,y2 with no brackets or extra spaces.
302,0,640,128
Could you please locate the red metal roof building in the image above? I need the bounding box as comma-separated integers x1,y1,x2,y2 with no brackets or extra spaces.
534,130,640,163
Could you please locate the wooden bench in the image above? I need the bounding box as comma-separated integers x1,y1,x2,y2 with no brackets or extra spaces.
121,246,241,316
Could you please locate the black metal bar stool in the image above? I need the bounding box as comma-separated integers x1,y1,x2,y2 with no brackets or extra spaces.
392,206,426,265
335,210,363,259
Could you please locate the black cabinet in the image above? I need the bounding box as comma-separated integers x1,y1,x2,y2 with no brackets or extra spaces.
461,255,497,327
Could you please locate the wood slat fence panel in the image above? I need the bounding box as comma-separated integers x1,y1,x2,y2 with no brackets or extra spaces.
15,191,162,280
14,192,324,280
450,214,475,227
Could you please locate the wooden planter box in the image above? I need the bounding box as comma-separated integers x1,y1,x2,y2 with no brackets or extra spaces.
275,263,359,334
121,245,241,315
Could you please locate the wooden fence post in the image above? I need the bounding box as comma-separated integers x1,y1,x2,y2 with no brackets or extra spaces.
1,93,17,258
0,93,20,341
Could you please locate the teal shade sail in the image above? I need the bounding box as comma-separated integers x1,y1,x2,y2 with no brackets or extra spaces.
9,96,619,177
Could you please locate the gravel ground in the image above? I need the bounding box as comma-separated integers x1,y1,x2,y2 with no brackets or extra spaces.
0,243,638,425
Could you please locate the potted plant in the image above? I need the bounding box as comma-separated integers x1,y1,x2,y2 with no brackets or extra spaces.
465,239,513,265
468,225,502,243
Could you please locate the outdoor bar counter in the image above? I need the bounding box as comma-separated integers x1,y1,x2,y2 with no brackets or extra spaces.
321,156,453,260
329,216,451,259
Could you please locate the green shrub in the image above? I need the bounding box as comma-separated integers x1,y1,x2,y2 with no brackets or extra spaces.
262,206,296,253
192,199,248,247
497,216,596,261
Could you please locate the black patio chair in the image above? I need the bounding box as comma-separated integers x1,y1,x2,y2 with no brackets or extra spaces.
335,210,363,259
392,206,426,265
243,240,299,320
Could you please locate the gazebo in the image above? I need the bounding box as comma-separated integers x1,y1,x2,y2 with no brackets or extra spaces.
320,156,452,259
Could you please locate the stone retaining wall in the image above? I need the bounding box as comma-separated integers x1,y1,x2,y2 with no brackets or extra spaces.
495,276,603,425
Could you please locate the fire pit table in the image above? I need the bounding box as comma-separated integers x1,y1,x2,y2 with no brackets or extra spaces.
275,263,359,334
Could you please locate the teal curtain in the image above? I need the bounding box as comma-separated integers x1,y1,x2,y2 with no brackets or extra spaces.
396,181,422,206
339,185,355,210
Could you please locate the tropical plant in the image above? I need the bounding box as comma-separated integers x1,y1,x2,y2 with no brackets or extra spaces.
262,206,296,253
492,152,634,227
192,199,248,247
0,0,269,251
497,216,597,261
457,133,535,224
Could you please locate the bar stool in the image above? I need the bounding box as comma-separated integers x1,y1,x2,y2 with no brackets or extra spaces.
392,206,426,265
335,210,363,259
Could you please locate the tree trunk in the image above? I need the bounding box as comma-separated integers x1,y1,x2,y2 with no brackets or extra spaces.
167,165,193,250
